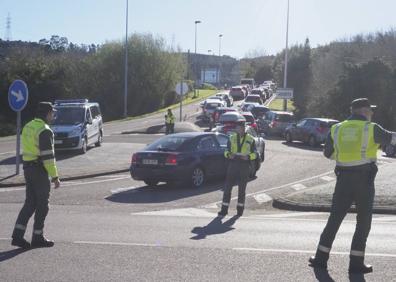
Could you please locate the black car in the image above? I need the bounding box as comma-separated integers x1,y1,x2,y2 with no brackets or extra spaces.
130,132,229,188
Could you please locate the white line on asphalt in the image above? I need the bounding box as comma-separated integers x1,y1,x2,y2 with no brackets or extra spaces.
0,187,25,192
95,174,130,179
253,193,272,204
60,176,131,187
321,176,335,182
373,216,396,222
233,248,396,258
74,241,157,247
201,203,219,209
132,208,217,217
291,183,307,191
0,151,14,155
205,170,334,206
0,237,10,241
110,186,137,194
254,212,324,218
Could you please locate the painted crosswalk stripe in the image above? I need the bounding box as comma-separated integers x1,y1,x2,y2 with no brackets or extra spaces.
132,208,216,218
321,176,334,182
253,193,272,204
111,186,137,194
291,183,306,191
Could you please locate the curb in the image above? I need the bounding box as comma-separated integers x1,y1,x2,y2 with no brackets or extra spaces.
273,197,396,215
0,168,129,188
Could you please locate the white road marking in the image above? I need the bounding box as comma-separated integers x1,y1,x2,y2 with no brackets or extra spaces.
233,248,396,258
95,174,130,179
291,183,306,191
0,151,15,155
205,170,334,206
132,208,217,218
0,237,10,240
110,186,137,194
74,241,157,247
201,203,219,209
253,193,272,204
255,212,324,218
0,187,25,192
373,216,396,222
321,176,334,182
62,176,130,187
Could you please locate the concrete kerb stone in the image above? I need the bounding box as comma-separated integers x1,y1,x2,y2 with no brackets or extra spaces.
121,122,202,135
273,195,396,215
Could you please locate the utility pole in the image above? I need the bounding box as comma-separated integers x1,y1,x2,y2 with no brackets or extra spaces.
5,13,11,41
123,0,129,118
283,0,290,111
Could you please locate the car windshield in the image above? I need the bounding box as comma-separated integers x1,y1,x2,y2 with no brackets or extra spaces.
275,114,294,122
145,136,191,151
245,96,259,102
205,103,220,109
243,115,255,123
52,107,85,125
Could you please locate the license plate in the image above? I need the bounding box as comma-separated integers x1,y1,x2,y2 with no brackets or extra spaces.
54,140,63,144
142,159,158,165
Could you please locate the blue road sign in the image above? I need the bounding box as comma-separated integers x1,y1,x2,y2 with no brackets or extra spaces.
8,80,29,112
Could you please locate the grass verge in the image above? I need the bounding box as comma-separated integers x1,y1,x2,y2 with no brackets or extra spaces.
109,89,217,122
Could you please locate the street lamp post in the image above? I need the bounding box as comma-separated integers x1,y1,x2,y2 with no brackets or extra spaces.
283,0,290,111
194,20,201,98
123,0,129,118
218,34,223,86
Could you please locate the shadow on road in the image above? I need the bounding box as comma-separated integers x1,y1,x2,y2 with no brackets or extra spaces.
282,141,324,152
0,248,30,263
105,181,224,204
190,215,240,240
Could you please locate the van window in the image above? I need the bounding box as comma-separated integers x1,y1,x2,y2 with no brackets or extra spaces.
90,106,100,119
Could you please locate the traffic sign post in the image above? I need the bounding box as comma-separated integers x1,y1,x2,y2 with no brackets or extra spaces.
8,80,29,175
276,88,294,99
175,81,189,122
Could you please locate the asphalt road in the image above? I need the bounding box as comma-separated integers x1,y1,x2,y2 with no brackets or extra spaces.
1,133,396,281
1,96,396,281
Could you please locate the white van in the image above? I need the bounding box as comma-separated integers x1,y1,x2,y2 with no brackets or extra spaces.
51,99,103,154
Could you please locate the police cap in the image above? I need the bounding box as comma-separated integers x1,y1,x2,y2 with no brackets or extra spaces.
351,98,377,110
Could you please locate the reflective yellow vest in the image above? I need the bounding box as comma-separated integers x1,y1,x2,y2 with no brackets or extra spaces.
224,132,257,160
22,118,58,178
331,120,379,167
166,114,175,124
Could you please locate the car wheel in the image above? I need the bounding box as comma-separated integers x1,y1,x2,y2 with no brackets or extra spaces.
80,137,87,154
285,132,292,143
95,131,103,147
191,166,205,188
144,180,158,187
308,135,317,147
385,144,396,157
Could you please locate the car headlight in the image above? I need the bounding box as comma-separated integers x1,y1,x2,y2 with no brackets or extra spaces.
69,128,82,137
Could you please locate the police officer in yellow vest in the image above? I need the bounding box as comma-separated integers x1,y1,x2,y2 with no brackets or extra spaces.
11,102,61,249
165,109,175,135
218,115,258,217
309,98,396,274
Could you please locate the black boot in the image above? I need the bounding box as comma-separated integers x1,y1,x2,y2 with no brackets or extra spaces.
11,238,31,249
31,235,54,248
237,207,244,217
308,249,329,269
349,256,372,274
218,208,228,217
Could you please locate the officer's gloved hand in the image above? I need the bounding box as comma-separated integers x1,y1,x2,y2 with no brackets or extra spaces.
53,178,61,189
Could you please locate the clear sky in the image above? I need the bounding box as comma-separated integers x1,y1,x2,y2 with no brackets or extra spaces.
1,0,395,58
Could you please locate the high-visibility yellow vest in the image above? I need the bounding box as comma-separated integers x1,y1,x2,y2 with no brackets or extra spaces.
224,132,257,160
331,120,379,166
166,114,175,124
22,118,58,178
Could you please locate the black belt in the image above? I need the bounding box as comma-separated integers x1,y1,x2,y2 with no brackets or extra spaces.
23,160,42,167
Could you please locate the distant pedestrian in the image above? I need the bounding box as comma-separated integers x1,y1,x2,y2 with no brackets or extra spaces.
218,115,258,217
165,109,175,135
11,102,61,249
309,98,396,274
